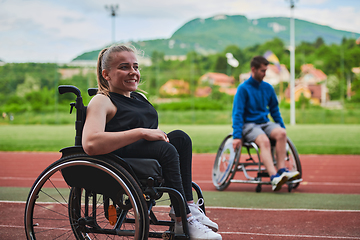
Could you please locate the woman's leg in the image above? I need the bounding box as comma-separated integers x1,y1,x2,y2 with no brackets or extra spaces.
167,130,193,202
114,138,190,217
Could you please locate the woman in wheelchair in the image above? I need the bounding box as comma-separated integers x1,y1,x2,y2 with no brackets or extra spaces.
82,44,221,240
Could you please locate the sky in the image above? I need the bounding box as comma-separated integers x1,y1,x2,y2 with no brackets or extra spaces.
1,0,359,63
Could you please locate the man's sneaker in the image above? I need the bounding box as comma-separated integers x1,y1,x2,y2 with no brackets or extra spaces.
278,168,300,181
271,173,288,191
285,170,300,181
175,216,222,240
188,199,219,232
169,198,219,232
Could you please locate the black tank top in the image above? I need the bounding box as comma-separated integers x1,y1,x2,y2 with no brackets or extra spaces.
105,92,158,132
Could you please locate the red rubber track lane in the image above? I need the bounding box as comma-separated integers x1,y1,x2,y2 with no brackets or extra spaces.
0,152,360,239
1,152,359,193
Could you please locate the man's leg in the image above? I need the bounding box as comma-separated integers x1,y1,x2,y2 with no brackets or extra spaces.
269,127,287,170
257,123,289,191
254,134,277,176
244,123,288,191
268,126,300,181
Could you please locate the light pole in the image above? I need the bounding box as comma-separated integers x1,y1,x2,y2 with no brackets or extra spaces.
105,5,119,44
287,0,297,125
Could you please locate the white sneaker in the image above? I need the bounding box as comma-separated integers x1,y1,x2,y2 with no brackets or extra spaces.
169,198,219,232
271,173,288,191
188,199,219,232
175,216,222,240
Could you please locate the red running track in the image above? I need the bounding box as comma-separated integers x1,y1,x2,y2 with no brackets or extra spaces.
1,152,360,193
0,152,360,239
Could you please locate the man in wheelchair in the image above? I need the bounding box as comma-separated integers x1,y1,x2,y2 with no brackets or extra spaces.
232,55,300,191
82,44,221,240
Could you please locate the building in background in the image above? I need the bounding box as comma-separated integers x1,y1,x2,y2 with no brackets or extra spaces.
159,79,190,97
285,64,329,105
196,72,237,97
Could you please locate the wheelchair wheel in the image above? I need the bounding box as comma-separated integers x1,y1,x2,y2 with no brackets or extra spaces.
212,134,240,191
24,154,149,240
285,138,302,190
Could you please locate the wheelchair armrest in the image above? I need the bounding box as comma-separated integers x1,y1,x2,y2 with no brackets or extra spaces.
123,158,163,182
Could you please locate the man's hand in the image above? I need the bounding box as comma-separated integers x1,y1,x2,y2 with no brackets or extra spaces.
232,138,242,150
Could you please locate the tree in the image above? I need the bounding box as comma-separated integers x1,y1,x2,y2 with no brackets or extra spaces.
213,55,227,74
314,37,325,48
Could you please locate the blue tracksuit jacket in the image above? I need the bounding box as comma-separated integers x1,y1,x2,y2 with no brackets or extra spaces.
232,76,285,139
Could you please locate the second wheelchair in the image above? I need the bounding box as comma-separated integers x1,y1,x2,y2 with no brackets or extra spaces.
212,133,302,192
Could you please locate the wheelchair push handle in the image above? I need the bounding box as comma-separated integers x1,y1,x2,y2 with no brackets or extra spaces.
88,88,98,96
58,85,85,146
58,85,82,98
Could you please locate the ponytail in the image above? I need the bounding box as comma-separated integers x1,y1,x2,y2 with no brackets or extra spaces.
97,48,110,96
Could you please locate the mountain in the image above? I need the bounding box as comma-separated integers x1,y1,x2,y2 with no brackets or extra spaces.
73,14,360,61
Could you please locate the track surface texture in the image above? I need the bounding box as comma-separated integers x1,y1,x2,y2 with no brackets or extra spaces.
1,152,360,239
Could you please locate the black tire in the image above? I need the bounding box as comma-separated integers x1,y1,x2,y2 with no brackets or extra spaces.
24,154,149,240
285,138,302,189
212,134,240,191
255,184,262,193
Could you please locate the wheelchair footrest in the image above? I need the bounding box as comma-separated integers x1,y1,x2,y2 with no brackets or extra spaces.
230,179,271,185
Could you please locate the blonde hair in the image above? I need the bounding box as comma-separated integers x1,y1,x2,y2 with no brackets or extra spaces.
96,44,137,96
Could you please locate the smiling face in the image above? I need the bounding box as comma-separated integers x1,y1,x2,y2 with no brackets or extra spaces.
102,51,140,97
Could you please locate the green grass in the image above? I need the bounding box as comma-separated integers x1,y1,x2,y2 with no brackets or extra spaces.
1,124,360,154
1,187,359,210
1,108,360,125
0,125,75,152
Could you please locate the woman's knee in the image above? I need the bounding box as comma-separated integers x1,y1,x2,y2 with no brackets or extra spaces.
161,142,179,160
168,130,192,147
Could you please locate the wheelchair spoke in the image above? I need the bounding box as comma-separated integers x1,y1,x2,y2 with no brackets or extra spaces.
34,203,69,219
39,189,68,208
48,178,69,203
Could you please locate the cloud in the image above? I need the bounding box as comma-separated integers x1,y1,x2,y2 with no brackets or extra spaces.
295,5,360,33
0,0,359,62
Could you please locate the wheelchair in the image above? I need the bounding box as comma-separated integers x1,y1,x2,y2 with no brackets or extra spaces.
212,133,302,193
24,85,206,240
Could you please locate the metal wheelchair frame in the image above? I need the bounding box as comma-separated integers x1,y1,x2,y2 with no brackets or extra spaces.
212,133,302,192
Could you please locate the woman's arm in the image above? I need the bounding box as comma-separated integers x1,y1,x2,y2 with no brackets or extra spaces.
82,94,168,156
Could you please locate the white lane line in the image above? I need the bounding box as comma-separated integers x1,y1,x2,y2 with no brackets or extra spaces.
219,231,360,239
206,206,360,213
2,177,360,187
1,201,360,213
1,225,359,239
0,225,24,229
193,180,360,186
0,177,62,181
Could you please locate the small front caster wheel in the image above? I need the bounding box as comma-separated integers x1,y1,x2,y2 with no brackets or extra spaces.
256,184,262,193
